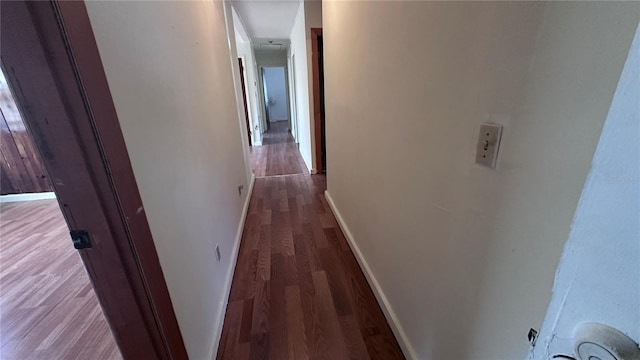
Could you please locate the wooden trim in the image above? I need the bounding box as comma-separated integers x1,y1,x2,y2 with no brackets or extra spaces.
0,1,188,359
259,66,269,130
310,28,324,173
238,58,252,146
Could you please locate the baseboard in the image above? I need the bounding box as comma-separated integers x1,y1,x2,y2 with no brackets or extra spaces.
252,141,262,146
324,190,419,360
0,192,56,203
207,174,256,360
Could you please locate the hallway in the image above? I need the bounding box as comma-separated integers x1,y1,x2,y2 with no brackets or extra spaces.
250,121,307,178
217,139,404,359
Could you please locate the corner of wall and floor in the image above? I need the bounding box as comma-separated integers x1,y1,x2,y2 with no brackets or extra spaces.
324,190,419,360
207,174,256,360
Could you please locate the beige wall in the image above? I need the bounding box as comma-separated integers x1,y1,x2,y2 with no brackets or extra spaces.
86,1,252,358
304,0,322,171
323,1,639,359
233,6,262,146
255,49,288,66
289,0,322,172
236,40,262,145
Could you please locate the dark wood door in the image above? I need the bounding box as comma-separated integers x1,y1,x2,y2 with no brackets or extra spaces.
311,28,325,173
238,58,251,146
1,2,187,358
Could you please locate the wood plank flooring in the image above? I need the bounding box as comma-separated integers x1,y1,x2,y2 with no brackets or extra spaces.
251,121,307,178
217,139,405,359
0,200,121,360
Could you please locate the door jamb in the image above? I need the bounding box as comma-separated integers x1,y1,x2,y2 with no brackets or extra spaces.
259,64,292,132
0,1,188,358
238,57,252,146
310,28,324,173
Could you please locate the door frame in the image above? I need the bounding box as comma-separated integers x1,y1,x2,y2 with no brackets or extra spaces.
310,28,325,173
258,64,292,132
238,57,252,146
0,1,187,358
288,52,299,144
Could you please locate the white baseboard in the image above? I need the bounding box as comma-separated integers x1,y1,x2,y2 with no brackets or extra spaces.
252,141,263,146
207,174,256,360
0,192,56,203
324,190,419,360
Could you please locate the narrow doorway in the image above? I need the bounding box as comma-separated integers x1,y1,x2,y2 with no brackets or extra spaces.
0,67,121,359
289,54,299,145
261,66,289,134
238,58,251,146
311,28,326,173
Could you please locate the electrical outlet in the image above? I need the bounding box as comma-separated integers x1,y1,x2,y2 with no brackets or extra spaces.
215,244,221,262
475,123,503,168
238,184,244,197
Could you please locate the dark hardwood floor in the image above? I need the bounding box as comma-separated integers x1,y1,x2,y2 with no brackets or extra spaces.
0,200,121,360
251,121,307,178
217,137,405,359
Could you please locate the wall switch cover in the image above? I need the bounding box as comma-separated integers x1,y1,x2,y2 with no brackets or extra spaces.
475,123,503,168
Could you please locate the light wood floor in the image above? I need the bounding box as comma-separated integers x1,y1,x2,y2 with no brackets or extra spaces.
0,200,121,360
217,137,405,359
251,121,307,178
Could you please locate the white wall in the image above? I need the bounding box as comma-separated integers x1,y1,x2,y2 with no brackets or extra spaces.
85,2,252,358
289,0,321,171
236,41,262,145
223,1,253,184
234,7,262,146
263,67,288,121
304,0,322,165
323,1,639,359
531,23,640,359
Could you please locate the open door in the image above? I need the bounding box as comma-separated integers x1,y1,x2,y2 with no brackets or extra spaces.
311,28,326,173
1,2,187,358
261,67,271,129
238,58,251,146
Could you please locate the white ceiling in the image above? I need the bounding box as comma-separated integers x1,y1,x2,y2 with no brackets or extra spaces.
232,0,301,41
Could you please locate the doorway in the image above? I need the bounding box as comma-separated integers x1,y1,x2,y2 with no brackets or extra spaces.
1,2,187,358
0,66,121,359
260,66,290,133
289,53,299,144
311,28,326,173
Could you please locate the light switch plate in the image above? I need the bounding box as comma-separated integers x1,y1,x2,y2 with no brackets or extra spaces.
475,123,503,168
